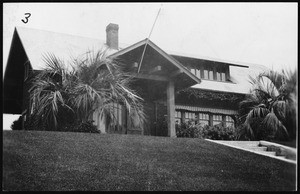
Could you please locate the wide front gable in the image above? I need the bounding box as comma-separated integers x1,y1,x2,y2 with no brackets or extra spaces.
108,38,201,92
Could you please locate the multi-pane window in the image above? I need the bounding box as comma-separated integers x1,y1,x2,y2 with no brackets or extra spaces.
189,65,229,82
225,116,234,127
199,113,209,127
175,110,235,128
216,72,226,82
213,115,223,126
191,68,201,79
175,111,182,124
185,112,195,122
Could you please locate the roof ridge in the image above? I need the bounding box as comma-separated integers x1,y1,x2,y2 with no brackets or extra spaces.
15,26,105,42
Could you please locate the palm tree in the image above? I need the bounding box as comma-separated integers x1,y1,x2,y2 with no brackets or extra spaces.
28,50,145,132
238,69,297,141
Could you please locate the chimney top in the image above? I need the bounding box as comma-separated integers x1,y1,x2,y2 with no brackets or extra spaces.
106,23,119,32
106,23,119,50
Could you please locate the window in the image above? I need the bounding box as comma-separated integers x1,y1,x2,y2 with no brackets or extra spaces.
175,111,182,124
185,112,195,122
213,115,222,126
216,71,226,82
221,73,226,81
209,70,214,80
225,116,234,127
199,113,209,127
216,72,221,81
190,68,201,79
204,70,208,79
199,66,228,82
191,68,196,75
196,69,201,79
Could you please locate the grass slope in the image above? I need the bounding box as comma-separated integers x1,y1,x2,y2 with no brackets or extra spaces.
3,131,296,191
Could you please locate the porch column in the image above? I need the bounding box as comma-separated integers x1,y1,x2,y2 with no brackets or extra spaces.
167,81,176,137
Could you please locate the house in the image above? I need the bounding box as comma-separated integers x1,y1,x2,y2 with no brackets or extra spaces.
3,23,269,136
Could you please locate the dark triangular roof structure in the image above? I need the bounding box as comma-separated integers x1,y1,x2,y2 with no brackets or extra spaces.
109,38,201,90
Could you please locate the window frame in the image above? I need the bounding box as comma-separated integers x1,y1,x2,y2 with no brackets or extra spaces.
185,112,195,122
198,113,209,126
203,69,208,79
225,115,234,127
175,111,182,124
221,72,226,82
212,114,223,126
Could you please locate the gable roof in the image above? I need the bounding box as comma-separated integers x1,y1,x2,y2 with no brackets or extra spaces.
15,27,127,70
11,26,270,95
109,38,201,85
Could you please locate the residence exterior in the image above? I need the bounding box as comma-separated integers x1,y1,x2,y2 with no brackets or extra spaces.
3,23,269,136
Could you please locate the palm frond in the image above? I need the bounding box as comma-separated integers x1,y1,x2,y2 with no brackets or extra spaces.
28,49,146,132
262,111,289,137
258,70,284,92
272,100,287,121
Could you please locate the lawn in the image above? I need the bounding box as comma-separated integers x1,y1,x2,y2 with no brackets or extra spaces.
3,131,296,191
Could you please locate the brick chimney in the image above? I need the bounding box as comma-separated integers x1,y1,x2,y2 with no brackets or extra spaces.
106,23,119,49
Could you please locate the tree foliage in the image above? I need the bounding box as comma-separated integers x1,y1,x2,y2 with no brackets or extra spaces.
28,50,145,132
238,69,297,140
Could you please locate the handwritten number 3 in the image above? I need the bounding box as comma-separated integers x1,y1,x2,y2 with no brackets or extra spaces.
22,13,31,24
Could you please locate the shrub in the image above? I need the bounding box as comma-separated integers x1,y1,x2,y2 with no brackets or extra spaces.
75,120,100,133
176,121,199,138
176,121,238,140
204,124,237,140
11,116,23,130
24,113,47,131
57,120,99,133
25,113,99,133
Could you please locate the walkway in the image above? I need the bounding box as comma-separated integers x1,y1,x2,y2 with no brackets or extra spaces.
206,139,296,164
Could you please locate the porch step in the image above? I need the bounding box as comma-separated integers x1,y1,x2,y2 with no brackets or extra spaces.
277,156,286,159
206,140,296,164
216,141,259,147
245,146,267,152
260,151,276,156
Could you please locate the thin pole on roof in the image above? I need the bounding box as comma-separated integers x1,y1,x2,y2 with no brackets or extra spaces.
137,4,163,73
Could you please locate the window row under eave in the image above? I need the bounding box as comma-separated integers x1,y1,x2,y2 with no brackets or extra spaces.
190,65,229,82
175,110,235,128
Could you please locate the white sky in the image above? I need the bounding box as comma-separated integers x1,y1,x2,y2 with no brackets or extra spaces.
2,3,298,129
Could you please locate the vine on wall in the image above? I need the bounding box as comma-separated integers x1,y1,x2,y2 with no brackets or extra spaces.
178,88,245,103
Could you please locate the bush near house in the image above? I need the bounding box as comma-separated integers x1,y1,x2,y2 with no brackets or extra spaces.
24,116,99,133
10,116,23,130
176,121,238,140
